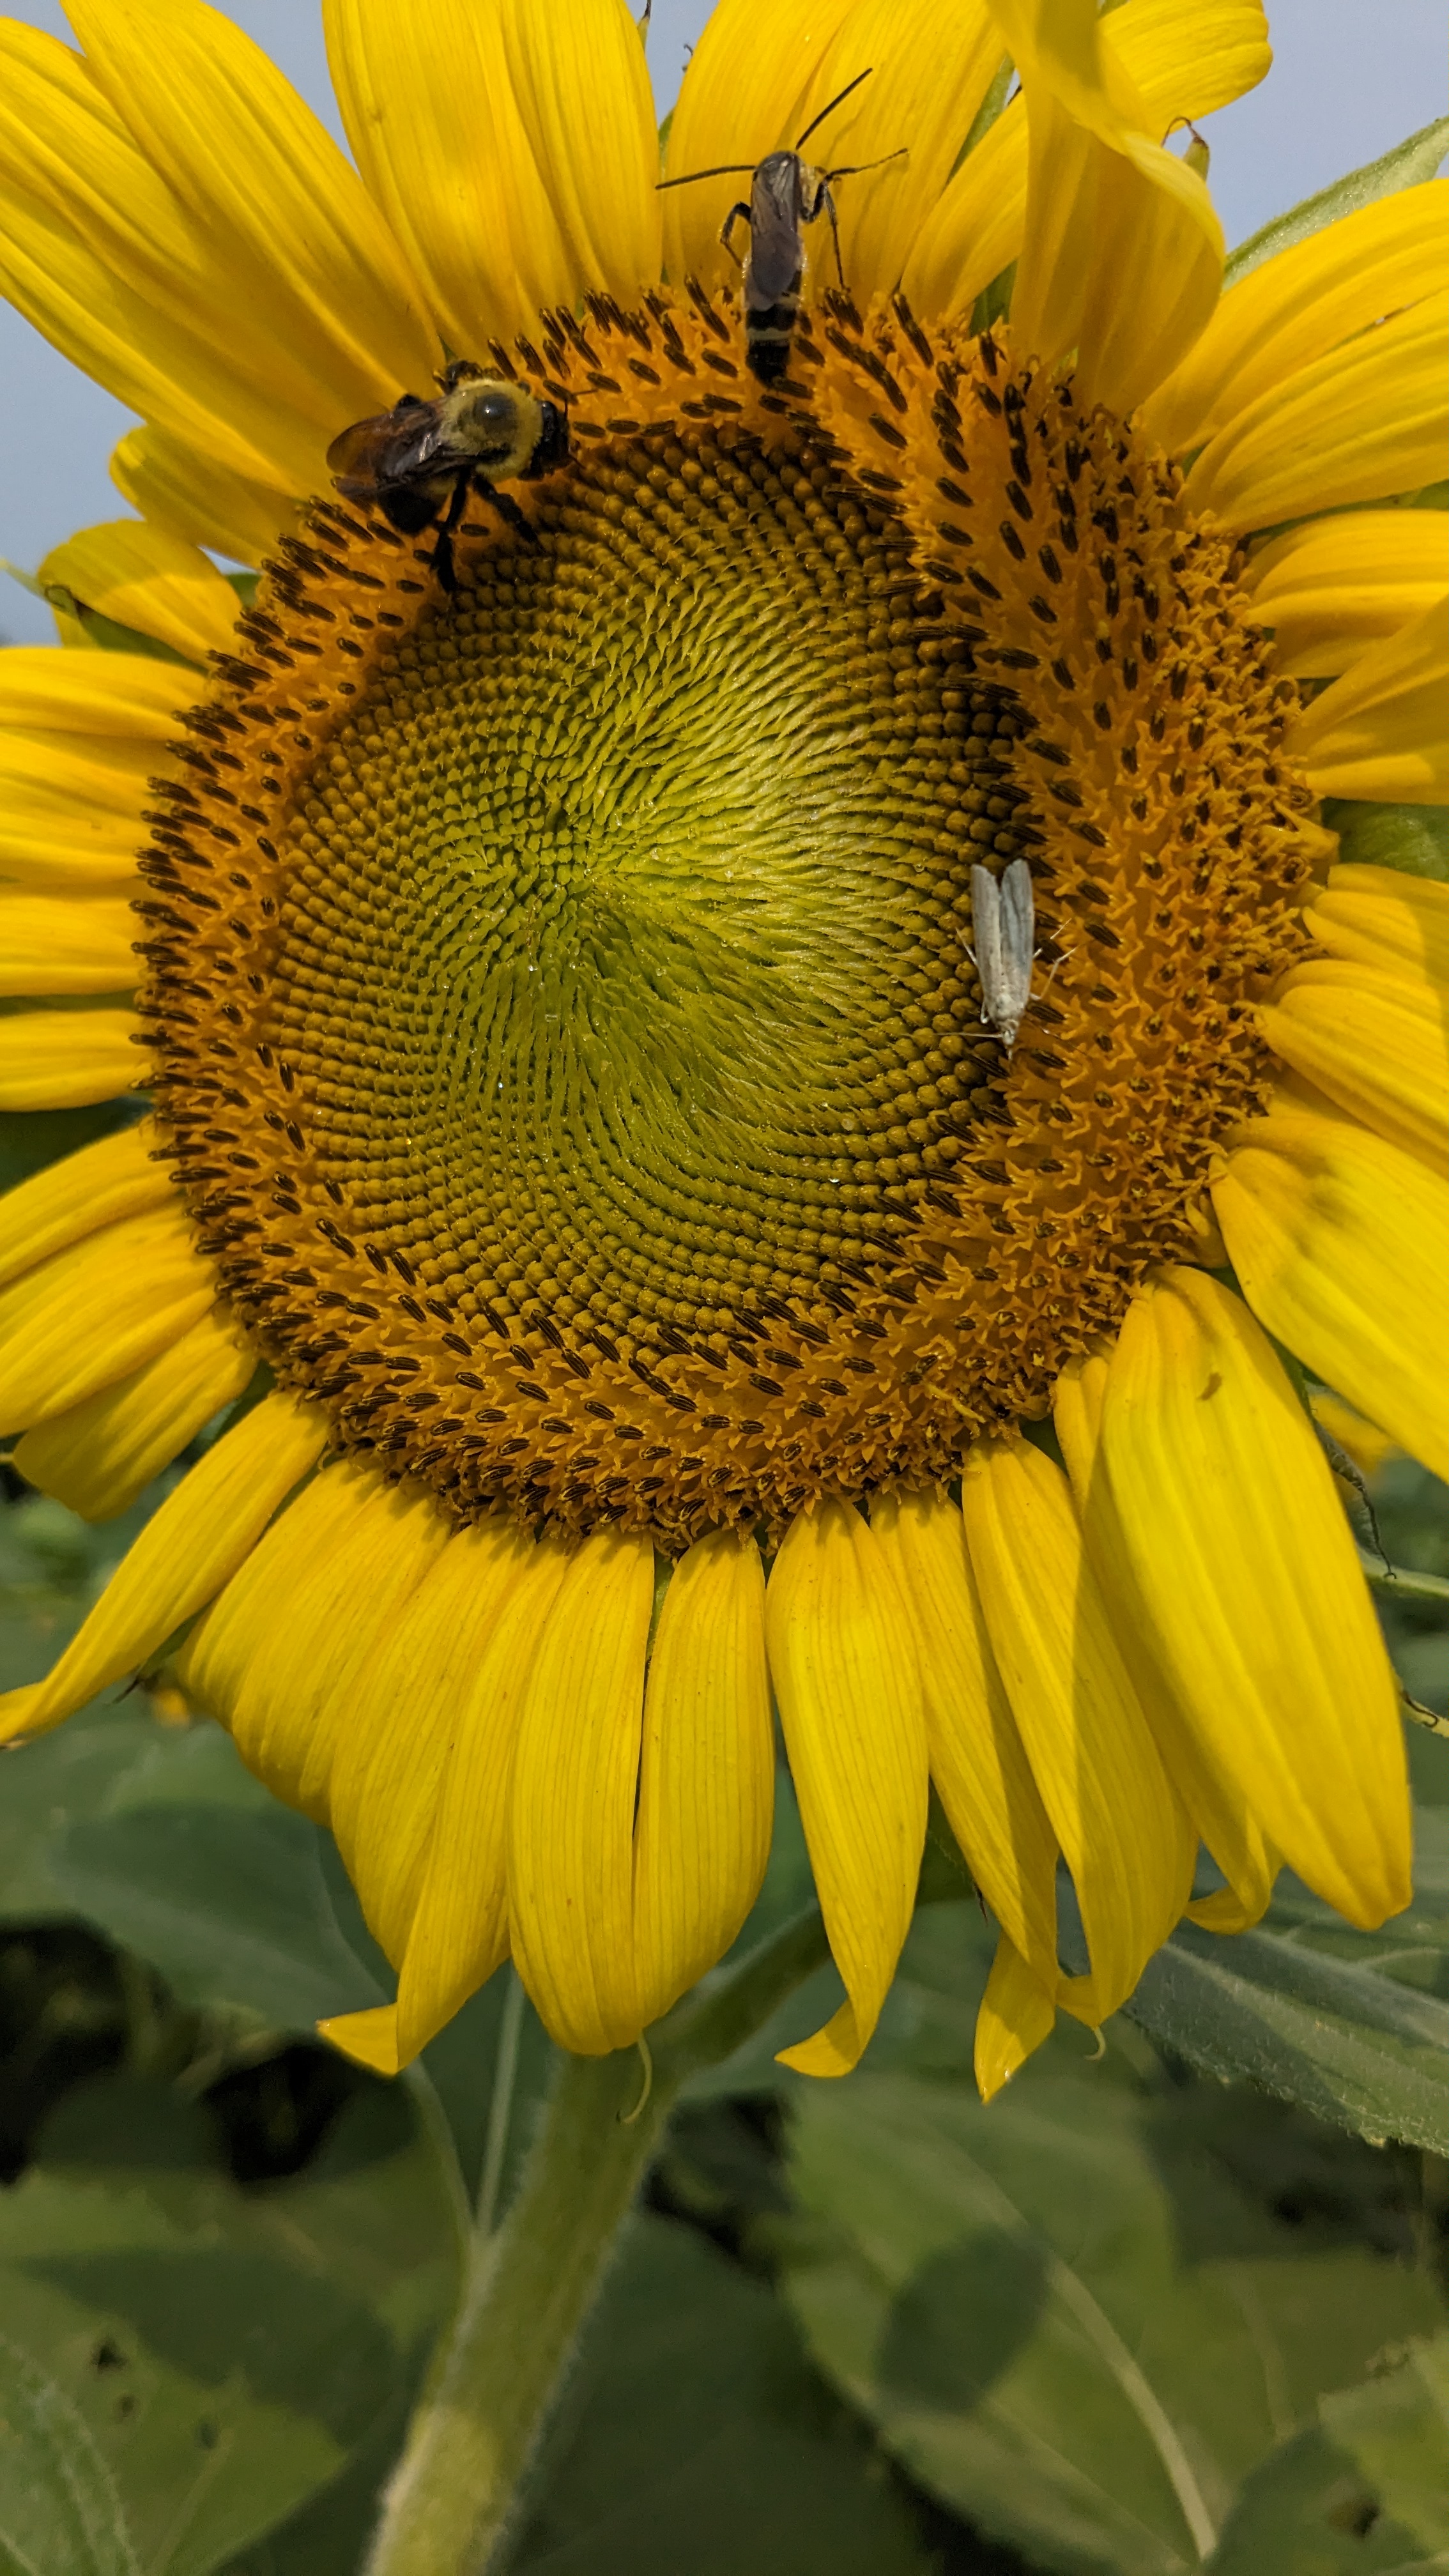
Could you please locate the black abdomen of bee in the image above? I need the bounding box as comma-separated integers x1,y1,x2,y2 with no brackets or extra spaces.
745,301,799,381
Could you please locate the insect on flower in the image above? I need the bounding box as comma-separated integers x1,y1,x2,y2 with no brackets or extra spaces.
658,69,907,382
326,359,569,592
969,856,1038,1053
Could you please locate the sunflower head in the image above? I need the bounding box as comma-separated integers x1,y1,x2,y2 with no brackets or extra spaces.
0,0,1441,2092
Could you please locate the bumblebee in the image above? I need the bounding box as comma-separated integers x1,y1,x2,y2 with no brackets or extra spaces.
326,360,569,591
659,70,905,383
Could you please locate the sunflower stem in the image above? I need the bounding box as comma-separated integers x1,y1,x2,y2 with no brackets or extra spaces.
362,1903,828,2576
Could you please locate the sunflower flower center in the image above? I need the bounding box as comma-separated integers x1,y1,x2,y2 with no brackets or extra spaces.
137,293,1319,1545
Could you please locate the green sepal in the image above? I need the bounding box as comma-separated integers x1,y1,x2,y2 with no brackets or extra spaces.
1226,116,1449,286
1324,798,1449,883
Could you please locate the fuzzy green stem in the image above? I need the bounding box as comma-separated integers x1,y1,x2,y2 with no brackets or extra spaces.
362,1904,829,2576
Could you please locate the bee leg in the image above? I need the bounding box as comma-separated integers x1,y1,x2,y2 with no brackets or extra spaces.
480,484,537,548
429,469,473,591
719,202,752,268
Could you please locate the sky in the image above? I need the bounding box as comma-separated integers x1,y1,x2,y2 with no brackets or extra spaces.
1,0,1445,645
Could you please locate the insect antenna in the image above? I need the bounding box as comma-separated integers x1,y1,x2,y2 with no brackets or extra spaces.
821,145,910,183
657,161,756,191
792,65,873,153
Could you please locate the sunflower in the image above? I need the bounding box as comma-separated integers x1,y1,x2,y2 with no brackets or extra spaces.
0,0,1443,2097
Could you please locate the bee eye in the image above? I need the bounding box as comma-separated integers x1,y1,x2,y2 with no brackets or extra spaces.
477,392,515,425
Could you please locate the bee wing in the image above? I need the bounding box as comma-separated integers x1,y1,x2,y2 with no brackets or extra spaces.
747,155,806,304
325,413,401,479
970,862,1003,1003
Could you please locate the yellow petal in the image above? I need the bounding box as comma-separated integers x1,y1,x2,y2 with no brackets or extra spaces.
495,0,660,302
959,1436,1195,2021
0,1390,327,1742
1144,181,1449,457
0,1208,215,1430
507,1526,655,2057
328,1515,547,1953
871,1486,1060,1991
1305,862,1449,988
787,2,1002,307
0,645,188,735
0,18,433,500
392,1531,572,2062
0,720,154,893
0,1010,142,1110
1287,594,1449,806
266,1487,452,1821
767,1500,928,2078
981,0,1223,411
1214,1101,1449,1480
633,1528,775,2029
328,0,656,355
903,0,1267,327
38,521,240,663
109,427,300,572
661,0,857,295
1261,960,1447,1170
1055,1351,1278,1923
0,1119,165,1286
13,1306,252,1521
1183,291,1449,533
1241,509,1449,678
65,0,438,423
0,893,139,996
316,2004,401,2077
174,1460,375,1745
1100,1269,1411,1926
974,1931,1057,2101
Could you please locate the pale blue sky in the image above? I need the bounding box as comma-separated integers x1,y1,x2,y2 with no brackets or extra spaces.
1,0,1445,643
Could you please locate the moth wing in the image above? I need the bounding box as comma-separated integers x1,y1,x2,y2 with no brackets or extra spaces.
997,859,1035,1015
970,863,1004,1009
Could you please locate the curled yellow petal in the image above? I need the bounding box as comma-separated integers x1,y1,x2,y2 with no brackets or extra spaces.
959,1436,1195,2022
1241,510,1449,680
1214,1102,1448,1480
38,521,238,663
494,0,660,305
317,2004,401,2078
767,1500,928,2078
871,1485,1059,1991
507,1526,655,2057
174,1459,376,1757
1144,181,1449,457
0,645,188,735
13,1306,252,1521
0,1206,215,1430
109,425,302,571
0,1119,165,1287
0,1390,327,1742
633,1526,774,2030
1260,960,1447,1171
975,1930,1057,2101
982,0,1223,412
1287,594,1449,807
0,1010,142,1111
1100,1269,1410,1927
1305,863,1449,989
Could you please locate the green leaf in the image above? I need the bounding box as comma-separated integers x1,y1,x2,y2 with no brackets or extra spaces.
0,1706,272,1925
0,2072,458,2576
1323,799,1449,884
1108,1828,1449,2154
510,2212,932,2576
1226,118,1449,286
779,2066,1447,2576
0,2332,140,2576
1206,2336,1449,2574
47,1805,387,2034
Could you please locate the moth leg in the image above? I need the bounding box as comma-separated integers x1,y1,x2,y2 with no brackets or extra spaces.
719,202,752,266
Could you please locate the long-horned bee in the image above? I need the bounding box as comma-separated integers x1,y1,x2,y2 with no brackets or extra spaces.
326,360,569,592
659,70,906,382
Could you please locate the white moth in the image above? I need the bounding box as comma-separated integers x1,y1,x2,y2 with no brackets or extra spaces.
969,857,1035,1052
